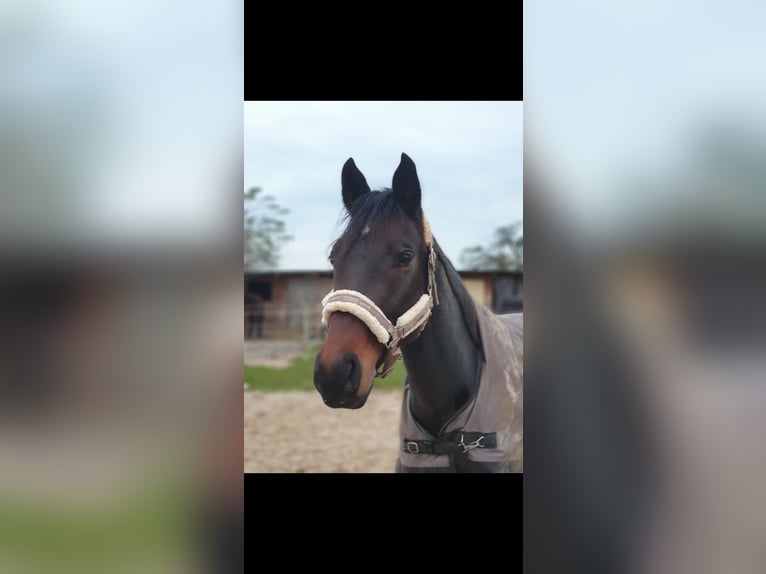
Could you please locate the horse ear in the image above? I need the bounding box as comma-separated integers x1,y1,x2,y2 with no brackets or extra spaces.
392,153,421,215
341,158,370,212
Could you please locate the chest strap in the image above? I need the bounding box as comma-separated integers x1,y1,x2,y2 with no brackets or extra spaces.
402,431,497,455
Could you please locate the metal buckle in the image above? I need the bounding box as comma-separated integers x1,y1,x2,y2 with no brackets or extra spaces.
459,433,486,453
405,441,420,454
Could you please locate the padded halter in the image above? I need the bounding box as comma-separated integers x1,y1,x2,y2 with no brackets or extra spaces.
321,217,439,378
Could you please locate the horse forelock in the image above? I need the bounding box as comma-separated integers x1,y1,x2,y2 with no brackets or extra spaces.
332,189,429,258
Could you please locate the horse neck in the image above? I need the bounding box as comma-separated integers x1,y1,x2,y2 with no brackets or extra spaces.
400,258,482,437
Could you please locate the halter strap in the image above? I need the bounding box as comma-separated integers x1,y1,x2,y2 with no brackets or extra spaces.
321,221,438,378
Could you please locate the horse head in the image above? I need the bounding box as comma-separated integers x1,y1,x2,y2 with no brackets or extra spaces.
313,153,435,408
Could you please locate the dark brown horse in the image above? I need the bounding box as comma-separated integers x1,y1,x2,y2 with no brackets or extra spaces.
313,154,523,472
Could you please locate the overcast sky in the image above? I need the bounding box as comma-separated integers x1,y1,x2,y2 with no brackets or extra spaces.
244,101,522,270
524,0,766,240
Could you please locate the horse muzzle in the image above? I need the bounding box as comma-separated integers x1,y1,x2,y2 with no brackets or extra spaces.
313,313,382,408
313,352,371,408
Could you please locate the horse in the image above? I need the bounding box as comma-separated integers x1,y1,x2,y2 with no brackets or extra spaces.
313,153,523,473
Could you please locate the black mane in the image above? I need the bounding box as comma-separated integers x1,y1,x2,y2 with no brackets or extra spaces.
433,240,483,352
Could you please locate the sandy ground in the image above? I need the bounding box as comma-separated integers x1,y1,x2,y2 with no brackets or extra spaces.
244,389,403,473
244,339,403,473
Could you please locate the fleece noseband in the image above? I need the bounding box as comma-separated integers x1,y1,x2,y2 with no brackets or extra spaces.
321,220,439,378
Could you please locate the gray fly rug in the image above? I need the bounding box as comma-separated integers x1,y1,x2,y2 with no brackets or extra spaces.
396,306,523,473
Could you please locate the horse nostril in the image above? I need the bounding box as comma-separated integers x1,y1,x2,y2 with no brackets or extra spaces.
343,354,360,394
314,352,362,403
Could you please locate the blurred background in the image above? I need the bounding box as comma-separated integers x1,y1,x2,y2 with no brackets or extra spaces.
3,0,766,570
0,1,242,573
524,1,766,573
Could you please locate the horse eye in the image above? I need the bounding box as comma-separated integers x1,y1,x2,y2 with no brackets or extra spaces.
397,251,414,267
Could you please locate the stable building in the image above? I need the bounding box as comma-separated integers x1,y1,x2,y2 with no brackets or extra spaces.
245,269,522,340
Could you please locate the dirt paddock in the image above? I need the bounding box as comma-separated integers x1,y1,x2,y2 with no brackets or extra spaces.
244,389,403,473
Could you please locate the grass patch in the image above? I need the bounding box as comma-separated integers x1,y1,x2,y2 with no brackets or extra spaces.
245,346,406,392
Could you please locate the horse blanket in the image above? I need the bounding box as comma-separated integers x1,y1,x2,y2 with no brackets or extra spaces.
397,306,523,472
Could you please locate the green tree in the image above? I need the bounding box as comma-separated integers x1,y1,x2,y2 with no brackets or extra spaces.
244,187,293,270
460,222,523,271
